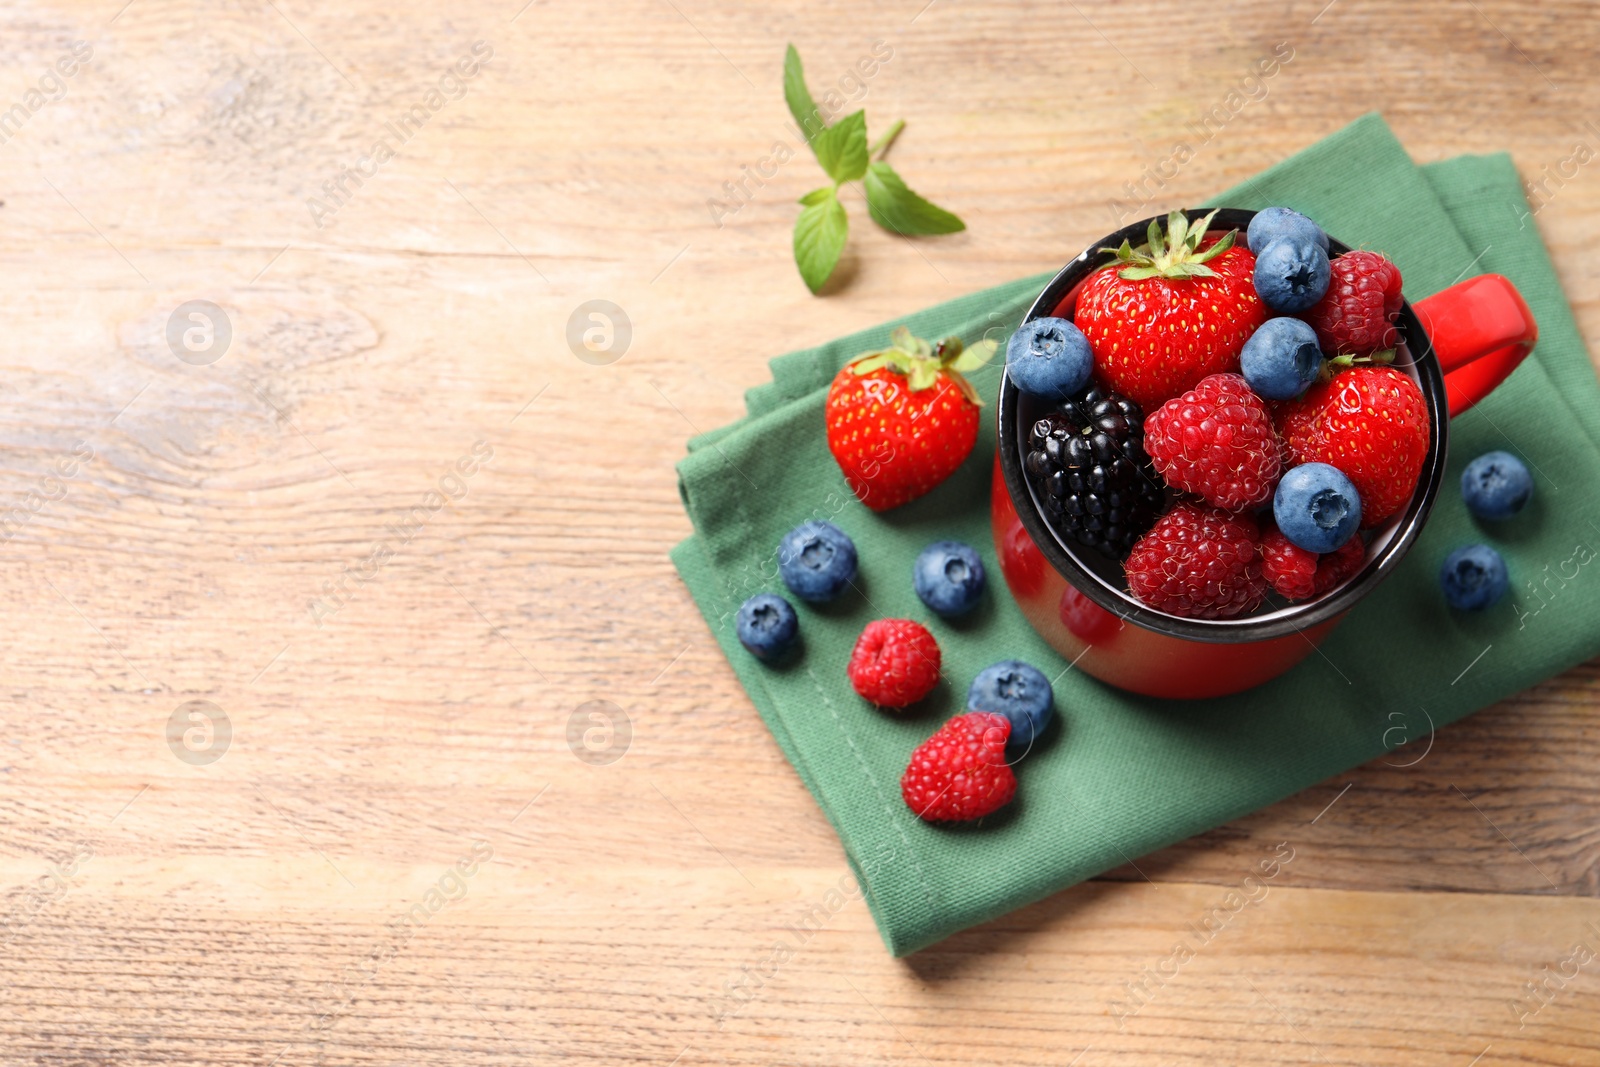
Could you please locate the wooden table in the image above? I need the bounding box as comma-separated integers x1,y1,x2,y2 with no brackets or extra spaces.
2,1,1597,1063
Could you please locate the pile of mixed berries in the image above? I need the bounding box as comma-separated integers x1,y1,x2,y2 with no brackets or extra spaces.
1012,207,1430,619
726,207,1527,831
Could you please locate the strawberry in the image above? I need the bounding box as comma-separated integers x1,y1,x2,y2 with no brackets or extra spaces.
1074,210,1267,412
900,712,1017,823
825,327,997,511
1277,364,1429,528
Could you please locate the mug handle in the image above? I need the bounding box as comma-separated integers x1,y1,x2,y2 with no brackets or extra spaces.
1412,273,1538,418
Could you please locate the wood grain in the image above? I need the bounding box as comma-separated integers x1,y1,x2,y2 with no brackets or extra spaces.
1,0,1598,1063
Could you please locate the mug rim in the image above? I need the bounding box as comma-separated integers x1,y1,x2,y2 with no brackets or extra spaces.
995,207,1450,643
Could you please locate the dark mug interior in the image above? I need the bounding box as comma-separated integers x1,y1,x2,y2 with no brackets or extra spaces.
996,208,1450,643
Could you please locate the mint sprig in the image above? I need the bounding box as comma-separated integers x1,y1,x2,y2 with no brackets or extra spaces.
784,45,966,294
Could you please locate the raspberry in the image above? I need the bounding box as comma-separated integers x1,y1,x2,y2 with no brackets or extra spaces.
1144,373,1284,510
1261,525,1319,600
1125,503,1268,619
1277,365,1429,527
847,619,940,708
1261,525,1366,601
1313,533,1366,594
1305,250,1403,356
900,712,1017,822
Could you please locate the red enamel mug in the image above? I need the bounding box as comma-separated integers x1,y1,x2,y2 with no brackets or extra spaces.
992,208,1538,699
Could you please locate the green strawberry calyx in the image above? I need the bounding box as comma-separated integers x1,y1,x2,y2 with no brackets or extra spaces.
1317,348,1396,382
1098,209,1239,281
847,326,998,406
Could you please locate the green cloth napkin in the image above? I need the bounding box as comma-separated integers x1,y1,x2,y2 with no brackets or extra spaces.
672,114,1600,956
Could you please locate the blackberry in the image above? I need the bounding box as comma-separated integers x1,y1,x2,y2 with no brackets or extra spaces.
1023,384,1165,559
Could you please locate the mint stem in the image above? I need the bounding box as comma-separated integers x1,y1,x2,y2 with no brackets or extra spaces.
869,119,905,161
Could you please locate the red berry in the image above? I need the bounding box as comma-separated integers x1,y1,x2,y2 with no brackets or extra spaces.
900,712,1017,823
1074,214,1266,412
1144,372,1284,510
1261,524,1366,601
1125,503,1268,619
826,330,994,512
1313,533,1366,595
1277,365,1429,527
847,619,941,708
1260,524,1320,600
1305,250,1403,356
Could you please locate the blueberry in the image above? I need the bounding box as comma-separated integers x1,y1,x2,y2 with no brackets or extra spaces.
1460,450,1533,520
1246,206,1329,254
777,520,858,603
1274,462,1362,553
1252,237,1331,313
1439,544,1508,611
913,540,986,617
1005,317,1093,400
967,660,1054,753
1241,316,1323,400
736,593,798,660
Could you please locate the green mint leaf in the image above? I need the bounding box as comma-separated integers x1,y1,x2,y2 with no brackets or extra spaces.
949,338,998,373
793,191,847,294
862,161,965,236
783,45,825,142
798,186,833,206
812,110,868,183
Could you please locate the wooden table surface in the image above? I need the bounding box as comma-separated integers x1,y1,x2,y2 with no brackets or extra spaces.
2,0,1598,1063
